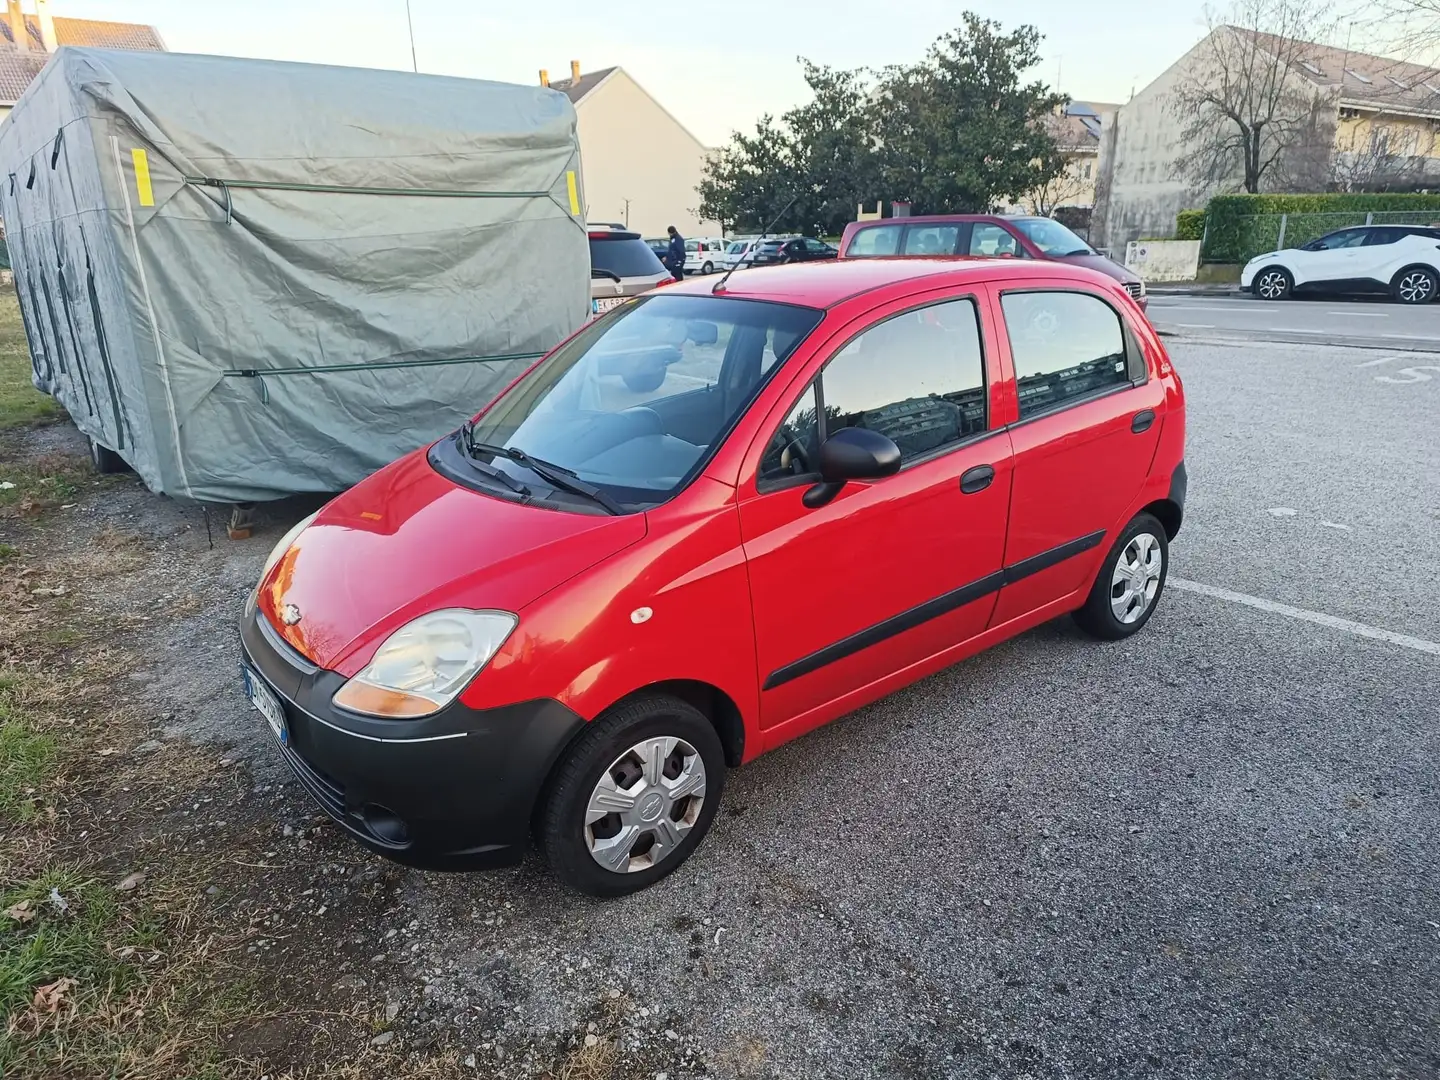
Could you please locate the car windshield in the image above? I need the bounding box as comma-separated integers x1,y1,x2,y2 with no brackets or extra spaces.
1009,218,1094,257
727,241,747,254
465,294,825,510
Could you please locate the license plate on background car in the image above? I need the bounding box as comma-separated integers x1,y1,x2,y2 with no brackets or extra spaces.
242,667,288,746
591,296,627,315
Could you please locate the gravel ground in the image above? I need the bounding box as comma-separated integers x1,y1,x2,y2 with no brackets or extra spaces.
76,337,1440,1078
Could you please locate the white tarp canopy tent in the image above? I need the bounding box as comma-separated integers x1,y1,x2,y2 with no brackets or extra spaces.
0,47,589,502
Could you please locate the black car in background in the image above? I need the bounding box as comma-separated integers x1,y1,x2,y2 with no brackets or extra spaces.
749,237,839,267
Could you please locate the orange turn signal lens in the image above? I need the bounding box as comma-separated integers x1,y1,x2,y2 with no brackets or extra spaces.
330,681,441,719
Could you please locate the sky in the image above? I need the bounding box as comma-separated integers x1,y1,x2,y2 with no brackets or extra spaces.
50,1,1390,147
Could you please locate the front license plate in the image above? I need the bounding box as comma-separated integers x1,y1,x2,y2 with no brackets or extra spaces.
591,296,627,315
243,667,288,746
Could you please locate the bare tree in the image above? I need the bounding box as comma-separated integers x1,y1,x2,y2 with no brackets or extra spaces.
1025,163,1091,216
1365,1,1440,64
1171,0,1340,194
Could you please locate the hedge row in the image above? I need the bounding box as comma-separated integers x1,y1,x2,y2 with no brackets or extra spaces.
1175,209,1206,241
1202,193,1440,262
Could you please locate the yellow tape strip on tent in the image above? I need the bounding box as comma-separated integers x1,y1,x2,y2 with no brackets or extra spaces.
131,149,154,206
566,170,580,216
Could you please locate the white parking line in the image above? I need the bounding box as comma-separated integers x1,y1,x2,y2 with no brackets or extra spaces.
1173,323,1216,329
1329,311,1387,317
1170,578,1440,658
1357,355,1403,367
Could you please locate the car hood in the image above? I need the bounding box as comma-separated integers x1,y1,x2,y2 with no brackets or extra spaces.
256,449,647,674
1054,252,1139,283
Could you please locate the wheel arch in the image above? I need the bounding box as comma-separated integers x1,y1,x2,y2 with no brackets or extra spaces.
1138,498,1183,540
1390,262,1440,286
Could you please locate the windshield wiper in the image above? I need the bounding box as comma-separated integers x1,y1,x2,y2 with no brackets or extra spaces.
467,439,623,515
458,422,532,498
1060,248,1094,257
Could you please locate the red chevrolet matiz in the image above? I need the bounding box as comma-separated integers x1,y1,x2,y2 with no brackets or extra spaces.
240,258,1186,896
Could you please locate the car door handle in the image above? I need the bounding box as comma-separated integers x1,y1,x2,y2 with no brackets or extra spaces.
1131,409,1156,434
959,465,995,494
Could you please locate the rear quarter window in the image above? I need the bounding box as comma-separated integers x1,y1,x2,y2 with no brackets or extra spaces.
847,225,902,257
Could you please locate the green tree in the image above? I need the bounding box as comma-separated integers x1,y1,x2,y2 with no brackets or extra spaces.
870,15,1067,213
698,16,1068,232
698,62,878,237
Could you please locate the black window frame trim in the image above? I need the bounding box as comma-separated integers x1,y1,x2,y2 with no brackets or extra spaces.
754,291,995,494
996,285,1149,429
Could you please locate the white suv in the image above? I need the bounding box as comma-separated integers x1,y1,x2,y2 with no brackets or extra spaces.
1242,224,1440,304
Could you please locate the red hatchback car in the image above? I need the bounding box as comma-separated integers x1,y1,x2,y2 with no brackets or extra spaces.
241,258,1185,896
839,214,1149,309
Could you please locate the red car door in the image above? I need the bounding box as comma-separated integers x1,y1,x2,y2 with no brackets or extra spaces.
736,290,1013,747
984,281,1167,626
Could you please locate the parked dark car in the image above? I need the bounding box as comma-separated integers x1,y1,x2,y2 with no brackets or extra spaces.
839,214,1147,309
588,227,672,318
749,237,839,267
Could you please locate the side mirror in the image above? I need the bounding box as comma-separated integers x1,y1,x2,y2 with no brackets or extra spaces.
687,320,719,345
803,427,902,508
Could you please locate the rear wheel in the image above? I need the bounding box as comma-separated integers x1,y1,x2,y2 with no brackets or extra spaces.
1391,266,1437,305
701,260,714,275
540,695,725,896
1073,513,1169,640
1254,266,1292,301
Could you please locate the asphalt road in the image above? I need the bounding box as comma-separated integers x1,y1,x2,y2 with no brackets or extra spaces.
1148,293,1440,351
169,334,1440,1078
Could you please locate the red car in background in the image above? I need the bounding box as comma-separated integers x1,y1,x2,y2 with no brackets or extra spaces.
839,214,1149,309
241,258,1183,896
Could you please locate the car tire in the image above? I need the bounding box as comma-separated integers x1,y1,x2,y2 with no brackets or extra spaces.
539,694,725,897
88,436,127,474
1390,266,1438,305
1253,266,1292,301
1073,513,1169,641
701,261,714,275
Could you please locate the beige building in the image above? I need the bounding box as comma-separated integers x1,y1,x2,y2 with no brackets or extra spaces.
1009,101,1117,215
1093,29,1440,250
0,0,165,122
544,62,720,238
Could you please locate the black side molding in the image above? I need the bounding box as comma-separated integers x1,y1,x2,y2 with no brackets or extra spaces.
763,529,1108,690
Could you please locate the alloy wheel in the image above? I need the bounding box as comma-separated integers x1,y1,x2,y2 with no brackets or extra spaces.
1110,532,1163,625
1257,271,1288,300
1398,271,1435,304
585,736,707,873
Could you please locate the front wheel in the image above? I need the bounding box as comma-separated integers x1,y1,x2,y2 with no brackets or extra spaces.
539,695,725,896
1254,266,1292,301
1391,266,1438,305
701,261,714,275
1073,513,1169,640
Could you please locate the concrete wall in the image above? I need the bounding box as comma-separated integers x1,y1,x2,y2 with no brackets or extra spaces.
1124,239,1202,282
574,71,721,238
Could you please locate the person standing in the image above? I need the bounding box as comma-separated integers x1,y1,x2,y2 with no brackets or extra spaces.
666,225,686,282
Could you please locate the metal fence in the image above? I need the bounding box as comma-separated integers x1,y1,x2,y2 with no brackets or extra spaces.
1212,210,1440,263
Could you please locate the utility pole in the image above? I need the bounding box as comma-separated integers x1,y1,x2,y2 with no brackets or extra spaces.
622,198,631,229
405,0,418,72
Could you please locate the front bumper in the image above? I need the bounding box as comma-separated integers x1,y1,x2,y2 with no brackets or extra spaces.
238,607,585,870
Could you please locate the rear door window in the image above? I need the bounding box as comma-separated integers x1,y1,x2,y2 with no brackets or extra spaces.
902,225,960,256
847,225,902,257
1001,291,1131,419
969,224,1020,257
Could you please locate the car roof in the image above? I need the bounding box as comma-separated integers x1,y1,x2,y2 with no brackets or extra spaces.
666,257,1117,308
850,213,1023,227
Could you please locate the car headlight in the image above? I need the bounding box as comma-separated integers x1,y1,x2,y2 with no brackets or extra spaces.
331,609,518,719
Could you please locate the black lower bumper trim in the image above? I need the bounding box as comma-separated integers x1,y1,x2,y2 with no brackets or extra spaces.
239,607,586,871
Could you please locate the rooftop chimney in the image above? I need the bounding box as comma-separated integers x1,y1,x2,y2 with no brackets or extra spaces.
570,60,581,82
539,68,549,87
35,0,56,52
6,0,27,53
